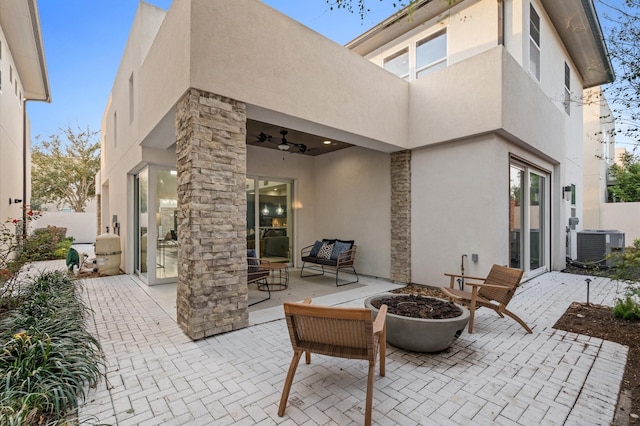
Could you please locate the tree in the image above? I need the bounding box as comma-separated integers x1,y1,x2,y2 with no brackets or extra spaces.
597,0,640,147
31,126,101,212
608,151,640,201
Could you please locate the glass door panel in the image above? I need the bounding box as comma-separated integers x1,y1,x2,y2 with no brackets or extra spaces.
135,168,148,280
529,172,545,270
509,161,549,275
155,169,178,280
246,178,292,264
509,166,524,269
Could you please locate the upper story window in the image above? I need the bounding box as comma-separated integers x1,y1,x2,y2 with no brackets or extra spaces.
384,48,409,80
564,62,571,115
416,29,447,79
529,4,541,81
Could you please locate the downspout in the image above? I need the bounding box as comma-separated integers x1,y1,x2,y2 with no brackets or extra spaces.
497,0,504,46
22,99,28,240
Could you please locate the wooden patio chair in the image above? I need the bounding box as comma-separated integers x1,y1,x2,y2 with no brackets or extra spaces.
278,298,388,426
441,264,532,334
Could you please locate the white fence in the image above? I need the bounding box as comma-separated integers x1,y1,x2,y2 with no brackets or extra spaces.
34,212,97,244
600,202,640,245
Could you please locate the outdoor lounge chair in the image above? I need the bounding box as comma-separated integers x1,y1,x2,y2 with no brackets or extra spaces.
441,264,532,334
278,298,388,426
247,250,271,306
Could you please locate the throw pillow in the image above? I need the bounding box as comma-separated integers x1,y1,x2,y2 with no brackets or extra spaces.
317,242,334,259
330,240,354,260
247,249,259,272
309,240,323,257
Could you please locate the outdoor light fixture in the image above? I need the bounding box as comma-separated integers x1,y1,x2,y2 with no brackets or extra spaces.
8,198,22,205
564,185,572,200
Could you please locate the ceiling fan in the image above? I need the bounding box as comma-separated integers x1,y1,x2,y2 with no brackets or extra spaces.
254,130,307,154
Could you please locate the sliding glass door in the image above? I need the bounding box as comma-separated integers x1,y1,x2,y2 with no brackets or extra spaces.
246,177,292,264
509,161,549,276
134,166,178,285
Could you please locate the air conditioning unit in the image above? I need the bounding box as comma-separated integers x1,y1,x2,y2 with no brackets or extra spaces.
576,230,625,267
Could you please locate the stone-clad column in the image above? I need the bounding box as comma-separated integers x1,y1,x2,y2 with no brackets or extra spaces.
390,150,411,284
175,88,248,340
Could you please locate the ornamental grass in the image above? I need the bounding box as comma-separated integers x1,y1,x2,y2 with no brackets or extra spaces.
0,271,104,425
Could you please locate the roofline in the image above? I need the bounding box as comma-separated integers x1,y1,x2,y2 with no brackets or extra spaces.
26,0,51,102
581,0,614,85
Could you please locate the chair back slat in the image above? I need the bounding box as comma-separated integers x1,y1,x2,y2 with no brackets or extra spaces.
479,264,524,305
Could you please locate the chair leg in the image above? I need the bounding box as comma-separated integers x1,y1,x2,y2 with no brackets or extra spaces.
468,302,476,333
379,329,386,377
503,309,533,333
335,266,359,286
278,350,304,417
365,361,375,426
305,351,311,364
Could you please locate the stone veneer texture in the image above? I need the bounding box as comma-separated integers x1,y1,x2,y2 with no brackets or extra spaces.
390,150,411,283
175,88,249,340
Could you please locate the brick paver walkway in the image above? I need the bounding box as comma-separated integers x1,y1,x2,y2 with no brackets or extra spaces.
75,271,626,425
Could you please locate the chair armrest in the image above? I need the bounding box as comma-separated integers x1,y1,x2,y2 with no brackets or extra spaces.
301,245,314,257
337,247,357,265
444,273,486,288
465,282,508,290
373,304,387,335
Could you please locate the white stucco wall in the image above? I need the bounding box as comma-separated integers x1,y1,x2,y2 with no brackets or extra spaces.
0,25,29,224
35,212,97,244
601,203,640,245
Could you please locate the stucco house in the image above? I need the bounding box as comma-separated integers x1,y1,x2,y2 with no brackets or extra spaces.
0,0,50,227
99,0,613,339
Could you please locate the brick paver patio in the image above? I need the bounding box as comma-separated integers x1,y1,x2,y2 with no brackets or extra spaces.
72,270,626,425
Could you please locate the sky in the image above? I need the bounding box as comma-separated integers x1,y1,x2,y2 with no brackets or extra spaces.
27,0,401,140
28,0,626,144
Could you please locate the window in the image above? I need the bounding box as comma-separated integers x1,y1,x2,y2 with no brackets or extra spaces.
9,65,13,84
129,73,134,123
384,48,409,80
0,40,3,92
529,4,541,81
416,29,447,79
564,62,571,115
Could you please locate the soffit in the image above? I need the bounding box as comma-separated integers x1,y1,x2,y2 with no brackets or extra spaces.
0,0,50,100
540,0,613,87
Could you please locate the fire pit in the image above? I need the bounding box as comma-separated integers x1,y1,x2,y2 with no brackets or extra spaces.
364,293,469,353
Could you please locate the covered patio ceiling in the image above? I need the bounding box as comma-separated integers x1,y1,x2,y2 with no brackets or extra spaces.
246,119,353,156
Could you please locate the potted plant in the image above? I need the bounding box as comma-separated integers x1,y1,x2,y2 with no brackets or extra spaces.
364,293,469,353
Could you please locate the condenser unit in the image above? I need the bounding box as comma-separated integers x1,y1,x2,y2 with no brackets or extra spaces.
576,230,625,267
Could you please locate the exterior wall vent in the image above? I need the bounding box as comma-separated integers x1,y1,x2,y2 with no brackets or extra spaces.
576,230,625,267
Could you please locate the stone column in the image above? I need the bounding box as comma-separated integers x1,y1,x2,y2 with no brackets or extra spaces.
175,88,248,340
390,150,411,283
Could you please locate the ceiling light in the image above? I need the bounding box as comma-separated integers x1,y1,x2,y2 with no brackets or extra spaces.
323,140,332,145
278,143,290,151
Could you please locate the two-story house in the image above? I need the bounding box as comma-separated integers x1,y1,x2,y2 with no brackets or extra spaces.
0,0,50,227
99,0,612,339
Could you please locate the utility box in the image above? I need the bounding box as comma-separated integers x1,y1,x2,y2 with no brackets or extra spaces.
95,233,122,275
576,230,625,267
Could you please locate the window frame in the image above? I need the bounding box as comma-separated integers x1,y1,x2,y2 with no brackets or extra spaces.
415,28,447,79
383,47,410,80
529,4,541,81
563,62,571,115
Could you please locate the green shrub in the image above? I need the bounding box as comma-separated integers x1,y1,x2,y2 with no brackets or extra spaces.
607,239,640,283
612,295,640,320
0,271,104,425
19,227,70,262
